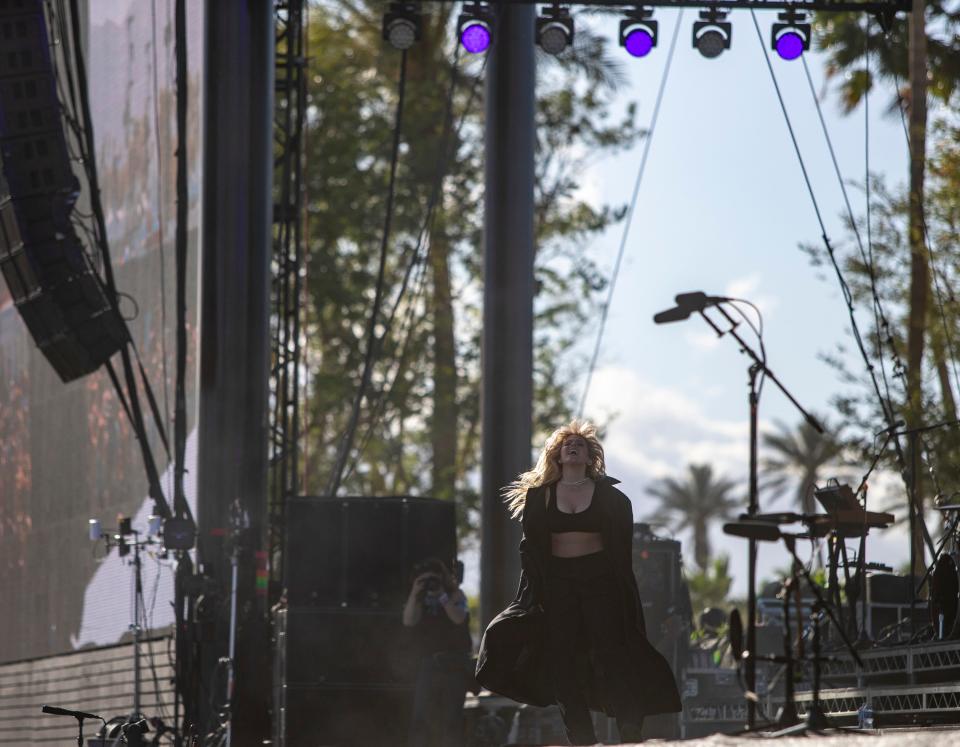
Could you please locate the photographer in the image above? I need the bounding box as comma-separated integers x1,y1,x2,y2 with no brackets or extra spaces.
403,557,472,747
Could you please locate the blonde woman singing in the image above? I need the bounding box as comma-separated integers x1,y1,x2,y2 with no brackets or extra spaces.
476,420,681,745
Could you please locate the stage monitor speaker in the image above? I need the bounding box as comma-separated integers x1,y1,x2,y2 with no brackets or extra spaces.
632,524,685,740
863,573,928,640
0,0,126,382
632,524,684,630
284,495,457,609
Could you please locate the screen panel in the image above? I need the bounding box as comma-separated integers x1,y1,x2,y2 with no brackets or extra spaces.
0,0,204,662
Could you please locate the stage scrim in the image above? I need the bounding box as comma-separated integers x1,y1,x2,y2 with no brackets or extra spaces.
0,0,204,663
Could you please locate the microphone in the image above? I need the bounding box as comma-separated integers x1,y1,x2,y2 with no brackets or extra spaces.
653,291,729,324
723,521,782,542
42,705,101,720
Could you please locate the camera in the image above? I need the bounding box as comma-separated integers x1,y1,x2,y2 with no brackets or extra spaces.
424,576,442,593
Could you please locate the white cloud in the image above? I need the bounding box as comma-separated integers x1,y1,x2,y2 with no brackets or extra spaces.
578,365,913,598
723,273,779,320
584,365,754,488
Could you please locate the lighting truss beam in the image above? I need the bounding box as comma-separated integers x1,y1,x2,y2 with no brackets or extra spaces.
473,0,908,12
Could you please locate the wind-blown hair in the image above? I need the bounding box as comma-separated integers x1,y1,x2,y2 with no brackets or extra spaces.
502,419,606,520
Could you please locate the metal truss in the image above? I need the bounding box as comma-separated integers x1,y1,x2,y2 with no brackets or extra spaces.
790,683,960,721
480,0,911,13
820,639,960,685
758,640,960,724
269,0,307,601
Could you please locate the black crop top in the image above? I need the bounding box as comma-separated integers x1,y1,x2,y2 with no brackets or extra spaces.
546,483,603,533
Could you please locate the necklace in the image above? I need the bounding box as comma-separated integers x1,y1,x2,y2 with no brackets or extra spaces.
559,477,591,487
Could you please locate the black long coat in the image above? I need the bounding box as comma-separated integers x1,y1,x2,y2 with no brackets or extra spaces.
475,477,682,717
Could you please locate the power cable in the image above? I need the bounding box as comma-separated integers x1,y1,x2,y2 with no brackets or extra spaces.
749,9,901,434
342,48,489,484
577,9,684,419
326,49,410,497
885,64,959,506
886,69,960,407
173,0,190,521
799,48,904,427
754,12,937,557
151,0,174,503
65,0,174,518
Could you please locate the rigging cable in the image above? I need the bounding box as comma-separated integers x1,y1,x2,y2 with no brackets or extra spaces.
326,49,409,497
66,0,173,518
751,10,935,557
577,8,685,418
799,38,903,429
174,0,190,520
151,0,173,499
749,9,898,433
342,46,488,484
886,63,958,504
887,65,960,407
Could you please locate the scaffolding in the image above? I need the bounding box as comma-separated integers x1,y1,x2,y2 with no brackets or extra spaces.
268,0,306,601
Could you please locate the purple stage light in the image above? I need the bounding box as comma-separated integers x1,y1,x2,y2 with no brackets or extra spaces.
460,22,491,54
775,31,804,61
624,28,653,58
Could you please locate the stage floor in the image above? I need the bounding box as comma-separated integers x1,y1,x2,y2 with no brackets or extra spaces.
623,726,960,745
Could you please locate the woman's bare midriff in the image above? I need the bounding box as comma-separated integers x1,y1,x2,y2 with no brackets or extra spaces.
551,531,604,557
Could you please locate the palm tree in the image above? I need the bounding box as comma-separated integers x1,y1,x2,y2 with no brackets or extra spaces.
760,417,847,514
646,464,741,571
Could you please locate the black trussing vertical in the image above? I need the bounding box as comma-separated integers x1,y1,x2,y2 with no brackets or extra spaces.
480,3,536,629
197,1,274,743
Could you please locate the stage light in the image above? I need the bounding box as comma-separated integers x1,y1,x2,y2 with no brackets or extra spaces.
619,8,658,59
692,9,731,59
382,2,421,51
536,4,574,56
771,10,810,61
458,3,494,55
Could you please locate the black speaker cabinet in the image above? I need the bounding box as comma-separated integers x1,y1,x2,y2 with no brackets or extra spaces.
276,496,458,746
277,683,412,747
276,607,417,687
274,608,417,746
284,495,457,608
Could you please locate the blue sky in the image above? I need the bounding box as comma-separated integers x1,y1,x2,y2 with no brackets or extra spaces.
464,8,918,599
576,8,914,596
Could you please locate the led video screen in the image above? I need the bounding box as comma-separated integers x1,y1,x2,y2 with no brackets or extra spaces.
0,0,204,663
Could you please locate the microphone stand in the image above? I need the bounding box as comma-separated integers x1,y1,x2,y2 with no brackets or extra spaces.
695,304,823,730
771,533,864,736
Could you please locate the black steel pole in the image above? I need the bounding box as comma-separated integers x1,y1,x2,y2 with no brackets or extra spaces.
747,365,760,729
198,2,274,743
480,3,536,630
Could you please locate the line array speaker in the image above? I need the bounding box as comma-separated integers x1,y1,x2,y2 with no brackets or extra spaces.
0,0,126,381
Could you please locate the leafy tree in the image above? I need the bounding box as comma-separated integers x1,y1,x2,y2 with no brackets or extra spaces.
686,555,734,617
760,417,848,514
813,6,960,570
298,3,642,544
646,464,741,570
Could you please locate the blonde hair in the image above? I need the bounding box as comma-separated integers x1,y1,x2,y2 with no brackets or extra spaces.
502,419,606,520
